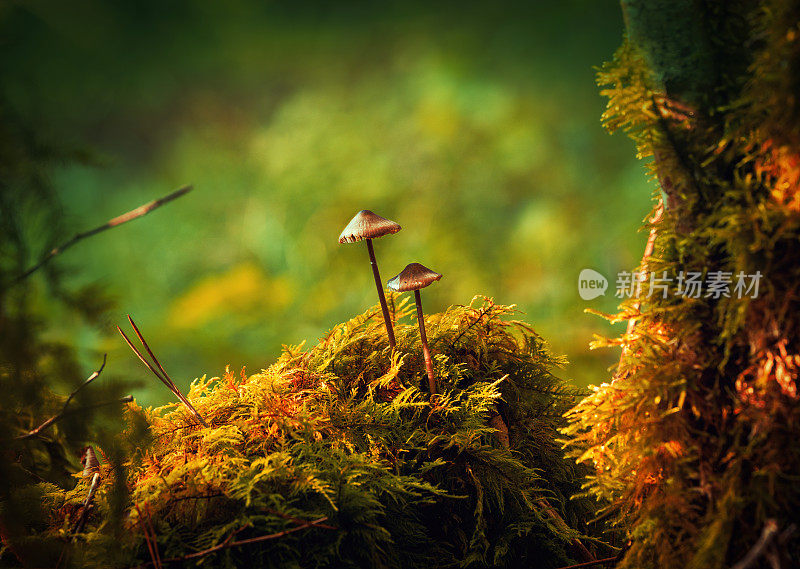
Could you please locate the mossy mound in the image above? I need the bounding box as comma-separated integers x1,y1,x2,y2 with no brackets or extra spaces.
44,296,597,568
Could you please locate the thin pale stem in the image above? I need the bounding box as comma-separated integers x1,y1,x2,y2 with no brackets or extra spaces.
366,238,396,348
14,355,107,440
415,290,436,395
12,185,192,285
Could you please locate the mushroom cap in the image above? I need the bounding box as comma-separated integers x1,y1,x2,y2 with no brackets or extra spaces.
82,447,100,477
386,263,442,292
338,210,401,243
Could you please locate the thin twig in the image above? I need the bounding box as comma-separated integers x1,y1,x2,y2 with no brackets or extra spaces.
262,508,336,530
126,316,180,394
554,555,619,569
62,395,134,418
143,503,163,569
536,499,595,563
134,516,334,568
731,519,781,569
13,462,47,483
14,355,107,440
118,317,208,427
135,504,162,569
450,306,492,347
12,185,192,284
651,95,705,202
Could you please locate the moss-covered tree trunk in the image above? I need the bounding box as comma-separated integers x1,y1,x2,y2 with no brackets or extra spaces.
565,1,800,568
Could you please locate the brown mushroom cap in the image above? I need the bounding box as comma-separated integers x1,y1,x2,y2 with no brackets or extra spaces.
386,263,442,292
338,210,401,243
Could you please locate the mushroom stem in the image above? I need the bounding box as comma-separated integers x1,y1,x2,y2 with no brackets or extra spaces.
414,289,436,395
366,238,396,348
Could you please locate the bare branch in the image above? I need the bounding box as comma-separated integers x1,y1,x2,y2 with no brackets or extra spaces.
12,185,192,284
731,519,780,569
14,355,107,440
262,508,336,531
135,503,163,569
126,315,180,394
133,516,334,568
554,556,619,569
536,498,595,563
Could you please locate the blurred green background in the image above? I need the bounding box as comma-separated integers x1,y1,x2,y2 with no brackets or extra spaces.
2,0,652,406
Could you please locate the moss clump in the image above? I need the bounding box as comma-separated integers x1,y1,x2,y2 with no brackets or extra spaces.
43,296,597,568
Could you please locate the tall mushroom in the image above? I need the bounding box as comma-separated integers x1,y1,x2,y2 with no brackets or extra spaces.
339,210,401,348
386,263,442,395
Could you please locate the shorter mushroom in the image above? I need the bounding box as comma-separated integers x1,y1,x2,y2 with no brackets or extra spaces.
386,263,442,395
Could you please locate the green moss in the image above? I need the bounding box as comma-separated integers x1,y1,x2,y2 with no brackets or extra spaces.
40,296,599,568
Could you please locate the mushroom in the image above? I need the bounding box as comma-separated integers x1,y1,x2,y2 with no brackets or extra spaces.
81,446,100,478
339,210,401,348
386,263,442,395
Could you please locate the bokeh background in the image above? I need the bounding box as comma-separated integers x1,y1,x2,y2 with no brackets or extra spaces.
2,0,653,406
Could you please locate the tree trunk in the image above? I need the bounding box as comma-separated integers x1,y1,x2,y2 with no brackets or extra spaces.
565,2,800,568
